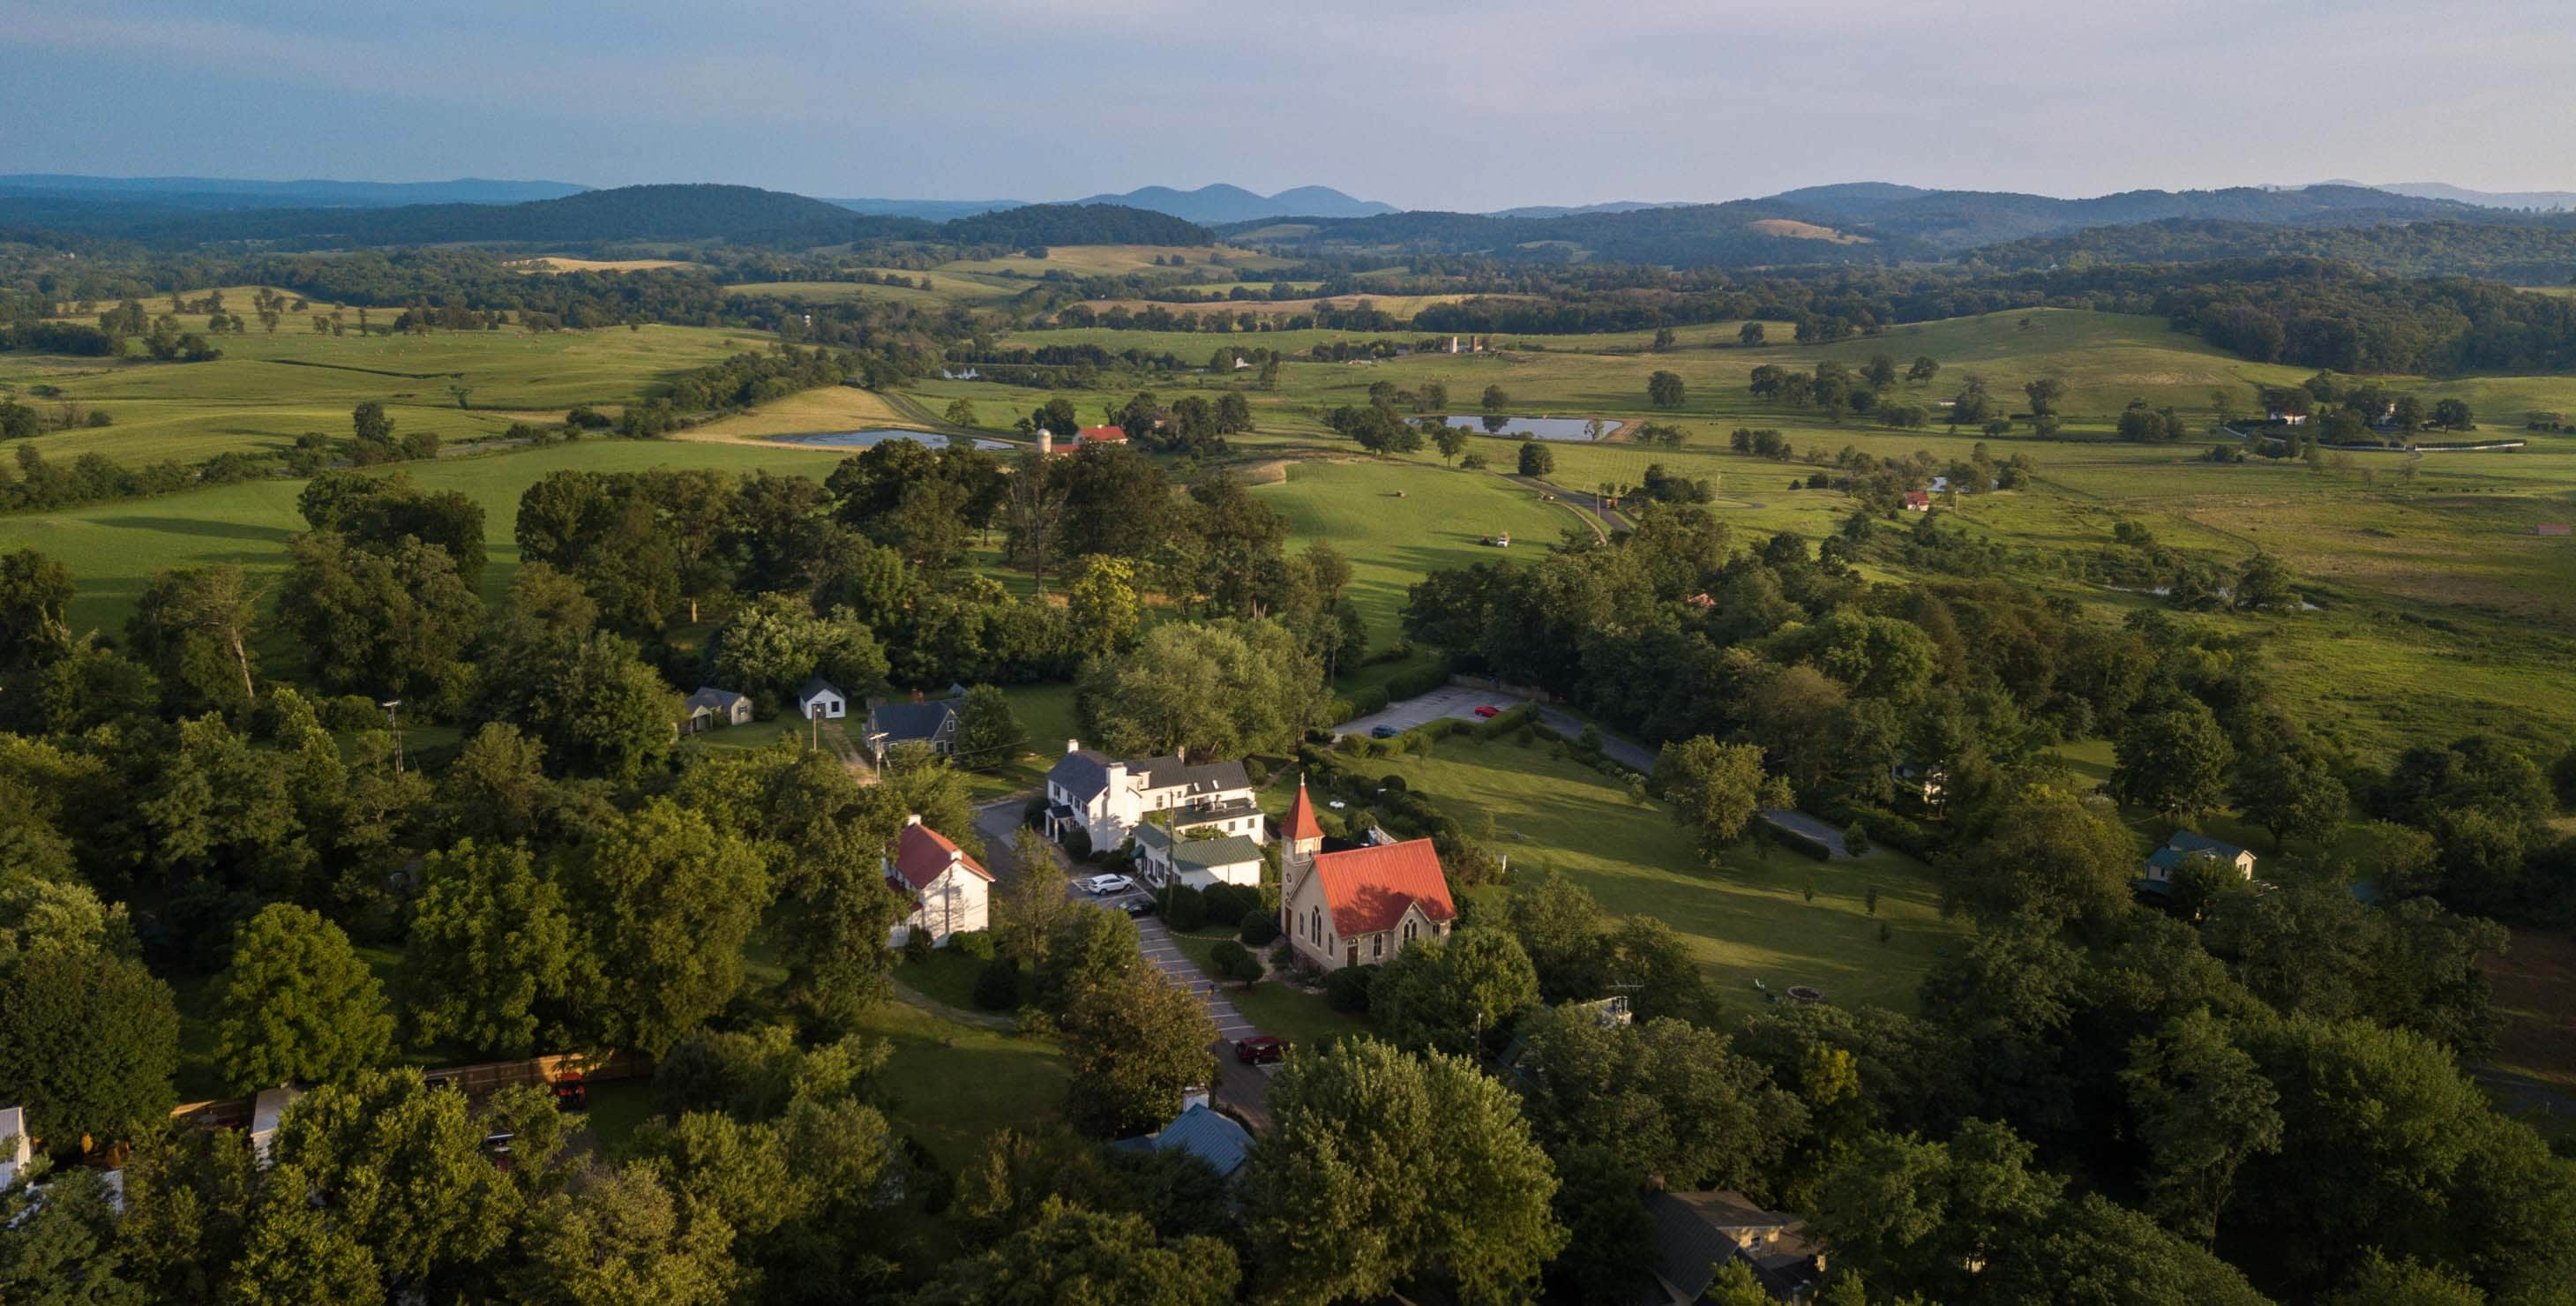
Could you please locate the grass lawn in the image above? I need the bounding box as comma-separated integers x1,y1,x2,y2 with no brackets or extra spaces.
859,1000,1068,1168
1343,735,1965,1013
899,948,989,1011
579,1078,659,1159
1162,928,1374,1047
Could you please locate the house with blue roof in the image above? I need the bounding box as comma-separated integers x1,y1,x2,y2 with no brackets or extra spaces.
2139,830,2257,890
864,697,958,768
1111,1100,1254,1182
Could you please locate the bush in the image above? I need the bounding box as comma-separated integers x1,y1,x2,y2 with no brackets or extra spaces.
902,928,935,965
1239,912,1281,947
1061,827,1093,861
1384,661,1452,700
323,694,385,732
1202,883,1258,927
1842,822,1872,856
1324,964,1378,1013
1761,821,1834,861
947,929,997,961
1013,1005,1053,1038
1223,949,1266,986
1210,940,1249,977
973,958,1023,1010
1343,686,1392,718
1243,757,1269,785
1162,884,1208,932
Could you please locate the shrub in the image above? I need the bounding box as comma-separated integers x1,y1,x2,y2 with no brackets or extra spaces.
947,929,997,961
1577,723,1604,754
1344,686,1392,718
973,958,1023,1010
1013,1005,1054,1038
1239,912,1281,947
1842,822,1872,856
1384,662,1452,700
1380,773,1409,794
1324,964,1378,1013
1162,884,1208,932
1243,757,1269,785
1762,822,1834,861
1209,940,1250,980
1223,949,1266,986
322,694,385,732
902,928,935,965
1202,883,1258,927
1061,827,1093,861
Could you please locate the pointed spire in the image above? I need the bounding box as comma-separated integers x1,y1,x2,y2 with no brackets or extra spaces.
1284,776,1323,843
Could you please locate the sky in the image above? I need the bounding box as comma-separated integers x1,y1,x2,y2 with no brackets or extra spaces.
5,0,2572,212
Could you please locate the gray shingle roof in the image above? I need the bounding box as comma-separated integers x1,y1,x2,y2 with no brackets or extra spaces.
685,686,746,711
1134,756,1251,795
869,700,955,742
798,676,842,704
1048,748,1115,803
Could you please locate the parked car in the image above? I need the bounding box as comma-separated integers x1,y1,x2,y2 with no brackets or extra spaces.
1077,874,1135,896
1473,705,1501,718
1234,1035,1291,1065
551,1073,587,1112
1370,724,1401,739
1119,896,1157,918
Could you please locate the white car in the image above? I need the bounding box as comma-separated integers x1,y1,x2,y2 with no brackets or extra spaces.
1077,874,1135,896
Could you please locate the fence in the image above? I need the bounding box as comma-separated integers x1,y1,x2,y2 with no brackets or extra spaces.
170,1049,652,1129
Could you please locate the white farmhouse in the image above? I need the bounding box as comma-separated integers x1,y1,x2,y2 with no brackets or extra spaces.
886,815,992,947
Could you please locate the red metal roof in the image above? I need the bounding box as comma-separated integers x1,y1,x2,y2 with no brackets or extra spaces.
1904,491,1932,507
1284,778,1323,842
1315,838,1454,936
889,821,992,890
1077,424,1128,442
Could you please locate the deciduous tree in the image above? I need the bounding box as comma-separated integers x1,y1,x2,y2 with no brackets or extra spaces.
211,904,395,1092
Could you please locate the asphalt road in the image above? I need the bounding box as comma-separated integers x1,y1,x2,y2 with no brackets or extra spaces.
1329,685,1501,738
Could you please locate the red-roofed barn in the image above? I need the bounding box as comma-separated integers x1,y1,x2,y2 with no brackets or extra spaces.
886,814,993,947
1277,778,1457,971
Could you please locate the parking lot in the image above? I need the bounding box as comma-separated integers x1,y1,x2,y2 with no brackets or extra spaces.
1329,685,1508,739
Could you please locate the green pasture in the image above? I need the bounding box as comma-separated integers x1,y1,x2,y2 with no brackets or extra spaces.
0,439,842,637
1344,734,1964,1013
1,320,766,463
1252,459,1573,652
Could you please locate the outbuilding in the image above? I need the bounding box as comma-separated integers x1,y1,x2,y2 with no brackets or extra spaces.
796,677,847,721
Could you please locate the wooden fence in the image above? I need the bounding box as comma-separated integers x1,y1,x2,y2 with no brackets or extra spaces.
170,1049,652,1129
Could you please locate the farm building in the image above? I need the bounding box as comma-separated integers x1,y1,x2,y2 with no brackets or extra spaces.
2538,523,2572,537
1903,492,1932,511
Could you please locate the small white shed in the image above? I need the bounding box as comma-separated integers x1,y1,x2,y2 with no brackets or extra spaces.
797,676,847,721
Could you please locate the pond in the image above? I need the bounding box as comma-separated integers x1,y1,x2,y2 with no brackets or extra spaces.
1436,415,1610,441
772,429,1013,451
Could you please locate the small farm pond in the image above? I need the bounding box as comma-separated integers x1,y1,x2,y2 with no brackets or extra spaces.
775,429,1012,451
1437,416,1610,441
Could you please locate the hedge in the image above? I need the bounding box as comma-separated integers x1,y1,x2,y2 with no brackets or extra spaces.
947,929,997,961
1202,883,1259,927
1239,912,1281,946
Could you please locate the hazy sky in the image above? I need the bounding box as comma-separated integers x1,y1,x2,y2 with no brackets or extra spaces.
6,0,2571,210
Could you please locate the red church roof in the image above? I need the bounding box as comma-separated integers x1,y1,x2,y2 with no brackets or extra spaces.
888,820,992,891
1077,424,1128,444
1315,839,1455,936
1284,778,1323,842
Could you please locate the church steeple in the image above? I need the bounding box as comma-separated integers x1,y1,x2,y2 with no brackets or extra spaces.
1283,776,1323,847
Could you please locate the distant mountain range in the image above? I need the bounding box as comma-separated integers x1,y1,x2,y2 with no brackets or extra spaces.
0,174,588,208
2310,180,2576,211
9,172,2575,272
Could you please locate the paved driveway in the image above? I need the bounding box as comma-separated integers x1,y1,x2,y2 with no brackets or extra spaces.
971,797,1042,884
1331,685,1501,738
1132,914,1277,1130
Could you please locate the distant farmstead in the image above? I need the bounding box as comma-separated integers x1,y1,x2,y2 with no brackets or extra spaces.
2539,523,2572,537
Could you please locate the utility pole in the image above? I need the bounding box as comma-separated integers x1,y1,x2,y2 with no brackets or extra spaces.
381,698,405,774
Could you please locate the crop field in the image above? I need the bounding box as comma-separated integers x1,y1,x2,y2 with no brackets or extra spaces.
1,318,766,463
1340,734,1965,1012
1076,292,1532,319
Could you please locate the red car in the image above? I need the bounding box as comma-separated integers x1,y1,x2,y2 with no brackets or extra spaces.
1473,705,1501,718
1233,1035,1291,1065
